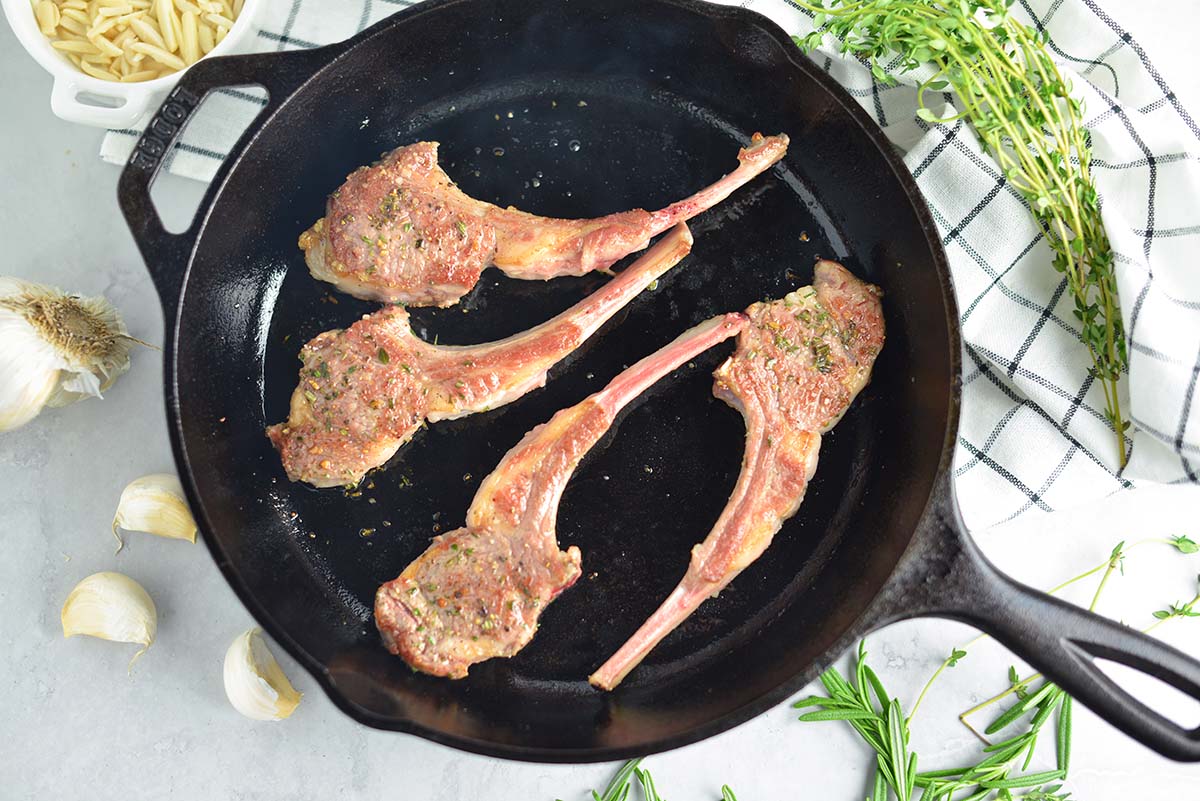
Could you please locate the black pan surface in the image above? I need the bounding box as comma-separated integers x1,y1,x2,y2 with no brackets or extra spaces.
119,0,945,757
166,0,949,757
119,0,1200,763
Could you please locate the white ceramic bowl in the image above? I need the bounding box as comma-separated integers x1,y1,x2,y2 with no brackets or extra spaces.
2,0,262,128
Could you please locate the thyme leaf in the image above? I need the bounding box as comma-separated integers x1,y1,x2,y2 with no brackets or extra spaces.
793,0,1130,465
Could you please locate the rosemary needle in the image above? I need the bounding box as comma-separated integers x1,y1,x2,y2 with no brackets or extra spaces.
593,758,641,801
587,761,739,801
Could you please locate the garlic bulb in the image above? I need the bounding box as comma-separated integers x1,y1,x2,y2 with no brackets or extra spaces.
223,628,302,720
0,277,137,433
112,474,198,551
61,572,157,667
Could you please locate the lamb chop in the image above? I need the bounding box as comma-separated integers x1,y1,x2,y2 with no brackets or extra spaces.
268,224,693,488
375,312,749,678
299,133,789,307
589,260,885,691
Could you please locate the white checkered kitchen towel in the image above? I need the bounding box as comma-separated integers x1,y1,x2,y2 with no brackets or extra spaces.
100,0,1200,532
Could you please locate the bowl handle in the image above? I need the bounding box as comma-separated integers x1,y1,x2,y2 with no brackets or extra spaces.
116,47,336,323
51,76,155,129
872,473,1200,761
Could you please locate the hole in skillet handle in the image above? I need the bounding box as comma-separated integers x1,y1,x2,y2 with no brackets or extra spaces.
1094,659,1200,730
149,87,268,234
874,480,1200,762
116,48,331,324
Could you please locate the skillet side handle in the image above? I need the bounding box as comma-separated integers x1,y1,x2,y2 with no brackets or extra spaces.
877,475,1200,762
116,47,332,321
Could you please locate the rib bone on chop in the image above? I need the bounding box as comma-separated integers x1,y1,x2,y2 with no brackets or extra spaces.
589,260,885,690
374,313,749,679
299,133,789,307
268,224,693,488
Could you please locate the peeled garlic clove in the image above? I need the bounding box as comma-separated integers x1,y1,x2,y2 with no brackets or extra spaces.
61,572,157,667
224,627,302,720
0,344,59,432
0,277,137,433
112,474,198,551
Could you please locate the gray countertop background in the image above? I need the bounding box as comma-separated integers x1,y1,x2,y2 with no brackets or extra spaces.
3,3,1200,798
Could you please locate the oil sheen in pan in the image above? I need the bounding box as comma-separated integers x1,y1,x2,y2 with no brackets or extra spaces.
256,93,866,689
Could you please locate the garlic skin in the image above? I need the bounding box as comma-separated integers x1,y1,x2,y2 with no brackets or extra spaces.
223,628,303,720
61,572,157,666
0,277,135,433
112,474,198,551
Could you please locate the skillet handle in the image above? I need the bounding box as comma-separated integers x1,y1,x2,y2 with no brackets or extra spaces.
879,476,1200,762
117,47,333,321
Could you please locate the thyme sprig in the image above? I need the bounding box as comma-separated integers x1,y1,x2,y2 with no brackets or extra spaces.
792,0,1129,466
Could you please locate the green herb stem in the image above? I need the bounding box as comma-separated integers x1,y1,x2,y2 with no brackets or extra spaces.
793,0,1129,466
908,659,950,723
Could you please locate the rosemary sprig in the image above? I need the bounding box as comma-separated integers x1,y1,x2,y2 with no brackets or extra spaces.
582,761,739,801
795,641,918,800
792,0,1130,466
592,759,642,801
795,538,1200,800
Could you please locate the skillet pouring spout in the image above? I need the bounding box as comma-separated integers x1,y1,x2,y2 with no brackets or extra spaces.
868,475,1200,762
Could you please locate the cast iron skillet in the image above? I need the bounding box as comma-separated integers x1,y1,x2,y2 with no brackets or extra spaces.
117,0,1200,763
